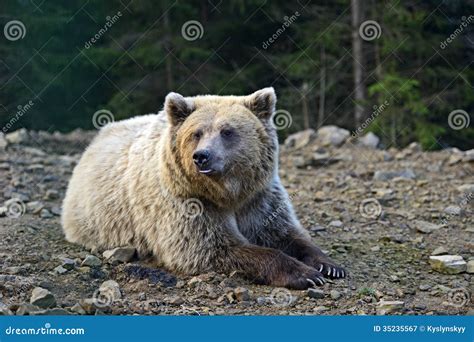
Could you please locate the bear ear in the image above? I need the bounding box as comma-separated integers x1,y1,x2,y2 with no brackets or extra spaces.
164,92,195,126
244,87,277,121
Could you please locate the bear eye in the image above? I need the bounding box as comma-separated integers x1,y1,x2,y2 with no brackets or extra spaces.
220,128,234,138
193,130,203,140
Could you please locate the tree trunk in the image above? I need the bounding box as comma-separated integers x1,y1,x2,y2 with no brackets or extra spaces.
351,0,365,126
301,83,310,129
317,46,326,128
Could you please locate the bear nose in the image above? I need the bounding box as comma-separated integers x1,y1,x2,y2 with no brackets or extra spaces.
193,150,211,168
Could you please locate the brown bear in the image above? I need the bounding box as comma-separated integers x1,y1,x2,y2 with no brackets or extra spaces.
61,88,346,289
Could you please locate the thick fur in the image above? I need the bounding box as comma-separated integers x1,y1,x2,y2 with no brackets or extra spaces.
62,88,346,289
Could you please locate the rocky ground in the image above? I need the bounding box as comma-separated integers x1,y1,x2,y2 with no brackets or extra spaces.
0,126,473,316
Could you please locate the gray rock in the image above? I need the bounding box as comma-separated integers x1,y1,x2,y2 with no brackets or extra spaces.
374,169,416,181
16,303,41,315
40,209,53,218
70,303,87,315
457,184,474,195
431,246,448,255
234,287,250,301
410,220,442,234
61,257,76,270
316,125,350,147
44,189,60,200
376,300,404,315
23,146,46,156
99,280,122,302
284,129,316,149
330,290,341,300
308,288,325,299
462,149,474,162
0,133,8,149
466,260,474,274
54,265,68,274
429,255,467,274
82,255,102,267
5,128,28,144
359,132,380,148
0,307,14,315
30,287,56,308
444,205,462,216
103,247,136,263
329,220,343,228
26,201,44,214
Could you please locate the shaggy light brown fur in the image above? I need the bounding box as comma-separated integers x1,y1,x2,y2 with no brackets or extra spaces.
62,88,346,289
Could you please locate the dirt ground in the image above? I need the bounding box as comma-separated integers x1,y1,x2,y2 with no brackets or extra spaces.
0,130,472,315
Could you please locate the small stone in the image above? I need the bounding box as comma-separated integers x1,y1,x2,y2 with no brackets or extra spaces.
234,287,250,301
30,287,56,308
44,189,60,200
374,169,416,181
466,260,474,274
40,209,53,218
462,149,474,162
168,295,184,305
307,288,325,299
410,220,442,234
54,265,68,274
431,246,448,256
457,184,474,195
82,255,102,267
5,128,28,144
0,133,8,149
16,303,41,315
99,280,122,301
376,300,404,315
103,247,136,263
429,255,467,274
51,206,62,216
316,125,350,147
359,132,380,148
284,129,316,149
70,303,87,315
329,220,343,228
26,201,44,214
419,284,431,291
330,290,341,300
444,205,462,216
61,257,76,270
0,307,14,315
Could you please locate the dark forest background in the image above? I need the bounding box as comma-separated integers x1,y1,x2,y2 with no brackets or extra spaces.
1,0,473,150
